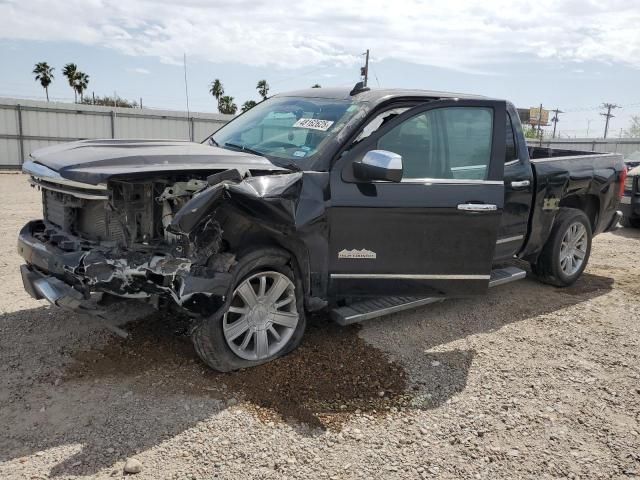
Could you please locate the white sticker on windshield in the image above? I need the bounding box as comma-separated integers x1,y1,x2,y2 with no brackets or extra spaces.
293,118,334,131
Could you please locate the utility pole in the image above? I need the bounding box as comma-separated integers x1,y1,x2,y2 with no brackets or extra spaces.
537,103,544,146
600,103,620,139
586,119,593,137
361,49,370,87
551,108,563,139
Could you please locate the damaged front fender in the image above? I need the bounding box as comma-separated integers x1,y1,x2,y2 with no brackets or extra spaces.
168,170,330,301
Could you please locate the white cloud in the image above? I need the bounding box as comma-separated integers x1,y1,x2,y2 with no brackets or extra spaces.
129,67,151,75
0,0,638,71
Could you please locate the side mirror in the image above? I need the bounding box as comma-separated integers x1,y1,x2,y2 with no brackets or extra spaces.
353,150,403,182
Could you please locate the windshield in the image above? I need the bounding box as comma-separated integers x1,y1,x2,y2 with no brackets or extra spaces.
208,96,361,166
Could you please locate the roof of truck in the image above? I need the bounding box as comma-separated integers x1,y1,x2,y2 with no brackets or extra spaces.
276,86,492,102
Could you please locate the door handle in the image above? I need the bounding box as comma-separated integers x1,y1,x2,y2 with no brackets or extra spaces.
457,203,498,212
510,180,531,188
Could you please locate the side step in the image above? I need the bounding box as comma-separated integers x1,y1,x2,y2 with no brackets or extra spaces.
489,266,527,287
331,266,527,326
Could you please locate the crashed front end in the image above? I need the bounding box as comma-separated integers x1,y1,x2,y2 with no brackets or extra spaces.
17,163,282,317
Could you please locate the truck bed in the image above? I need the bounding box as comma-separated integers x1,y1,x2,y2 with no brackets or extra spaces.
520,147,623,261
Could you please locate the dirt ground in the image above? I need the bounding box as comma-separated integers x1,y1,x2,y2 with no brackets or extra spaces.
0,172,638,479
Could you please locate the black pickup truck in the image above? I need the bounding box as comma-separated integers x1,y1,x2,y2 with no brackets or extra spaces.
18,85,625,371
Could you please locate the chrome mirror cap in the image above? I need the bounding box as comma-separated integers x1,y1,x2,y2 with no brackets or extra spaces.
354,150,403,182
362,150,402,170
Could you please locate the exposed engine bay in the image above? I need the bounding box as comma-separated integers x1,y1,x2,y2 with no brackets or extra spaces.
41,175,217,249
31,173,238,314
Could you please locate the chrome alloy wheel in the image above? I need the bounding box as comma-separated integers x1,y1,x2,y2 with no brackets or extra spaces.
222,271,299,361
559,222,587,276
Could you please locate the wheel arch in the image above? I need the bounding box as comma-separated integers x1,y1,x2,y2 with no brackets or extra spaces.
559,194,599,232
218,218,313,308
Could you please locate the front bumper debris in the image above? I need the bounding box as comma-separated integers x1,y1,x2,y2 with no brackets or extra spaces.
20,263,130,337
18,220,233,316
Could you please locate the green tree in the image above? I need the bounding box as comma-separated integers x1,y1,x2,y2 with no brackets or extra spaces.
81,95,139,108
62,63,79,102
256,79,269,100
219,96,237,115
209,79,224,111
73,72,90,102
33,62,54,101
623,116,640,138
311,83,321,88
241,100,257,112
523,125,539,139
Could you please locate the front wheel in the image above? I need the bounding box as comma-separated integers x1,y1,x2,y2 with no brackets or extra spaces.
531,208,592,287
192,248,306,372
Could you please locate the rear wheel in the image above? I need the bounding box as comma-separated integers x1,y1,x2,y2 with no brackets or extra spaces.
531,208,592,287
192,248,306,372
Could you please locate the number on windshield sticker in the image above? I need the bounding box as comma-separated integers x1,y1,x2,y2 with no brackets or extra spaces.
293,118,334,131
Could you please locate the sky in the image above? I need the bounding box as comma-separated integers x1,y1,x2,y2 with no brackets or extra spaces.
1,0,639,137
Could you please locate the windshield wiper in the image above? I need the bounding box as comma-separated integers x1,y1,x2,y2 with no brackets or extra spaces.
269,159,302,172
223,142,264,157
224,142,301,172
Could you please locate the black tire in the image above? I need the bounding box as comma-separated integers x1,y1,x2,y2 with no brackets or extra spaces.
621,215,640,228
531,207,592,287
191,247,306,372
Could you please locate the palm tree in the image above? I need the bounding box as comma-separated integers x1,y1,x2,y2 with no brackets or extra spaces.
219,96,238,115
241,100,257,112
73,72,90,102
209,79,224,111
311,84,321,88
256,79,269,101
62,63,79,102
33,62,54,101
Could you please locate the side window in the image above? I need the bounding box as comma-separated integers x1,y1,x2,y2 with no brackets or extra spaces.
505,113,518,162
375,107,493,180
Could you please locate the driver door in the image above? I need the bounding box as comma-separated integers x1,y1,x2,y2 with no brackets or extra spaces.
328,99,506,297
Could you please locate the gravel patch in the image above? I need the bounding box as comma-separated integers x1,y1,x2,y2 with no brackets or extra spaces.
1,173,639,479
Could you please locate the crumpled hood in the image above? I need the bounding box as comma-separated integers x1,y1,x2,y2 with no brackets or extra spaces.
26,139,284,185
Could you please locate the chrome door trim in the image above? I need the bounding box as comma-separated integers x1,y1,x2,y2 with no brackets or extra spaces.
399,178,503,185
330,273,491,280
496,234,525,244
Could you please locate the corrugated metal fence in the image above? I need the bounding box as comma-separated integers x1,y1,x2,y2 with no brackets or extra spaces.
529,138,640,159
0,97,233,168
